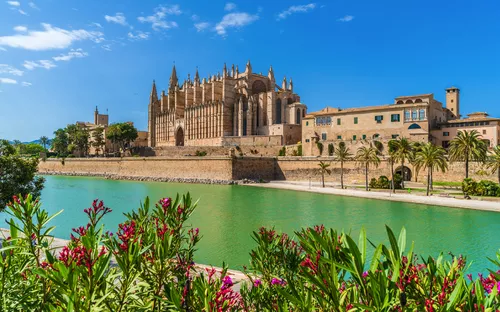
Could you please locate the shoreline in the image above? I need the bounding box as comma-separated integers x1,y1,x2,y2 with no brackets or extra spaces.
247,181,500,212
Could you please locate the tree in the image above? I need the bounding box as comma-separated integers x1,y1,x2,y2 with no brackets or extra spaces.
318,161,331,188
92,127,106,156
106,123,138,155
486,146,500,183
40,136,49,151
52,128,69,157
333,142,352,189
390,137,413,189
356,145,381,191
0,140,44,210
449,130,487,179
414,142,448,196
19,143,45,156
74,128,90,157
409,142,423,182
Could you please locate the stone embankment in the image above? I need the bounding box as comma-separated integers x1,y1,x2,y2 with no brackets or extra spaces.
41,171,259,185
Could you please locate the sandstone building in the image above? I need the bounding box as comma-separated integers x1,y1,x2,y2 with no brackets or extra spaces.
147,61,307,148
303,87,500,156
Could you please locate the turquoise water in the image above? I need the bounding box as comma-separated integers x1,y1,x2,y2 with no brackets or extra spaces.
2,175,499,273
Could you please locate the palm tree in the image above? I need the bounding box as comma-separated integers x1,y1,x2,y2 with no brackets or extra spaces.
334,142,352,189
486,146,500,183
40,136,49,151
449,130,487,179
318,161,332,188
387,140,398,193
415,142,448,196
409,142,423,182
356,145,381,191
391,137,413,189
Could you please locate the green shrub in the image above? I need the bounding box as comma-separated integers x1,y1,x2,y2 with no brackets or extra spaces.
327,143,334,156
369,178,378,189
278,146,286,156
462,178,500,196
462,178,477,195
67,154,75,158
297,143,302,156
369,175,402,189
392,173,403,189
195,150,207,156
316,142,323,155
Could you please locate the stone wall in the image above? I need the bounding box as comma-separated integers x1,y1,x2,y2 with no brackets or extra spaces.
154,145,282,157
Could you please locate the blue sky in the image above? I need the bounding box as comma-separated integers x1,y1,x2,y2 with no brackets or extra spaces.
0,0,499,141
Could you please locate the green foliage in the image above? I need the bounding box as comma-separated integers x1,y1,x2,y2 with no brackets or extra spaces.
106,122,139,153
462,178,500,197
92,127,106,156
356,144,381,190
18,143,45,156
51,128,69,157
369,174,403,190
415,142,448,196
278,146,286,156
39,136,49,151
327,143,334,156
449,130,488,178
195,150,207,156
0,140,44,210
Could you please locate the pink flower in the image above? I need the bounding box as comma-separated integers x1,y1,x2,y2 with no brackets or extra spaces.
253,279,262,287
222,275,233,290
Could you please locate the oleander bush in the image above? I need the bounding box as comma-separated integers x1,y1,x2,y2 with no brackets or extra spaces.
369,174,403,190
462,178,500,197
2,193,500,311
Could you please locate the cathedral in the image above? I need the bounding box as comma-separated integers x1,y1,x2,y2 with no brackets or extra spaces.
147,61,307,147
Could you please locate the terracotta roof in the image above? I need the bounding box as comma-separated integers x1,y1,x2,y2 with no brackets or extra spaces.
306,102,430,117
443,117,500,124
394,93,433,99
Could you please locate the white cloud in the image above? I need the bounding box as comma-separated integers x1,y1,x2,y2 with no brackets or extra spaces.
21,81,31,86
194,22,210,32
138,5,181,31
14,26,27,32
23,60,56,70
0,47,6,51
105,12,127,26
6,1,20,7
191,14,199,21
18,9,28,15
101,44,112,51
128,31,149,40
338,15,354,22
52,48,88,61
0,78,17,84
224,2,236,11
0,23,104,51
91,22,102,28
277,3,316,20
28,2,39,10
215,12,259,36
0,64,24,76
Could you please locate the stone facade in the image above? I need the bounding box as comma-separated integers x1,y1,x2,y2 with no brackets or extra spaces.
147,61,307,148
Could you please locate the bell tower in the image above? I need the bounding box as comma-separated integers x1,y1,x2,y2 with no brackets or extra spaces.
445,86,460,119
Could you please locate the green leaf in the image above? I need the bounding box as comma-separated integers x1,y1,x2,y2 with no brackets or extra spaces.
359,227,367,265
397,227,406,254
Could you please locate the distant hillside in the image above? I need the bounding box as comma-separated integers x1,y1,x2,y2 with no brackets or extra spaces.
5,139,52,145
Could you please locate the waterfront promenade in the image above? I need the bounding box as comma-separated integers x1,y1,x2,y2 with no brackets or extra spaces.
248,181,500,212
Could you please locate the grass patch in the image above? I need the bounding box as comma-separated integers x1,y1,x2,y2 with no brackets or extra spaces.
433,181,462,187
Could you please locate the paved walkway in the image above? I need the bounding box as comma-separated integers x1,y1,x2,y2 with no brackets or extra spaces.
247,181,500,212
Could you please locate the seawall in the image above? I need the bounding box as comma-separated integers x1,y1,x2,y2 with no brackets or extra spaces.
38,156,497,185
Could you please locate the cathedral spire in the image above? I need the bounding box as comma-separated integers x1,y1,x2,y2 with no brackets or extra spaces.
282,76,287,90
169,64,178,90
223,63,228,78
289,77,293,92
194,67,200,86
245,59,252,74
268,65,274,81
150,79,158,103
231,64,235,77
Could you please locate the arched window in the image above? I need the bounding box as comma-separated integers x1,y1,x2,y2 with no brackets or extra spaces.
415,99,423,103
412,109,418,120
405,99,414,104
302,109,306,117
408,123,422,130
373,133,380,139
252,80,267,94
396,100,404,104
276,99,282,124
288,98,294,105
296,109,301,124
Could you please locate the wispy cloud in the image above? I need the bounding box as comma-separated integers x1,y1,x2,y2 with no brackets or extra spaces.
18,9,28,15
128,31,149,40
191,14,199,21
6,1,20,7
91,22,102,28
13,26,27,32
0,78,18,84
105,12,127,26
194,22,210,32
101,44,112,51
0,64,24,76
224,2,236,11
215,12,259,36
277,3,316,20
138,5,181,31
21,81,31,86
52,48,88,61
338,15,354,22
0,23,104,51
0,47,6,51
28,2,39,10
23,60,56,70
